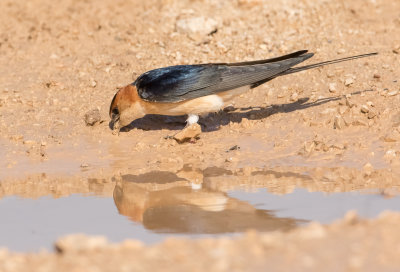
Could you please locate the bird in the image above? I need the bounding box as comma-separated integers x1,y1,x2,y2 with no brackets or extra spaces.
109,50,377,132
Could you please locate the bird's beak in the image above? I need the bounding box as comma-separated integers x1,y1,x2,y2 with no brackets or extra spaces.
110,113,120,131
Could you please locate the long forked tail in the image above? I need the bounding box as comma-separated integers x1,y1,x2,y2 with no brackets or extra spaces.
281,52,378,76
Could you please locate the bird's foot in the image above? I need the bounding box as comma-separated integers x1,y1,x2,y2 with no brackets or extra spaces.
166,123,202,143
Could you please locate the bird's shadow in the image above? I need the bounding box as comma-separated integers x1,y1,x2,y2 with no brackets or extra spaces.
111,89,374,133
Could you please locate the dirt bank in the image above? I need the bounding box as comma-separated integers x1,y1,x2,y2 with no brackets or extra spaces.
2,212,400,272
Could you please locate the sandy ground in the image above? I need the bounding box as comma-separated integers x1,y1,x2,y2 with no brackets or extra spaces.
1,0,400,270
3,211,400,272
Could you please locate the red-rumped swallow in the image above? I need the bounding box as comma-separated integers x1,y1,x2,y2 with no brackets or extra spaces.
109,50,377,131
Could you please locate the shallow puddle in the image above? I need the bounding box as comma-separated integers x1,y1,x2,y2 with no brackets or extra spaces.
1,166,400,252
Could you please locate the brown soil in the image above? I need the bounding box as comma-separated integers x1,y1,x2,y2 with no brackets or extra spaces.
1,0,400,270
1,212,400,272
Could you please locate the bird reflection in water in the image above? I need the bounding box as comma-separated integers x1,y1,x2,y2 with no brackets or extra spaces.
113,166,305,234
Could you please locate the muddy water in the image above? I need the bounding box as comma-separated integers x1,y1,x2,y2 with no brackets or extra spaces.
2,166,400,252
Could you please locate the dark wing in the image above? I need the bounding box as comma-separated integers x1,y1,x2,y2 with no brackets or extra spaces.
134,50,314,103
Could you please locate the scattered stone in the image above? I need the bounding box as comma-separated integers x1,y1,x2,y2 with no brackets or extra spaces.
80,163,89,168
379,89,388,96
277,93,285,98
344,77,354,86
259,44,267,50
53,120,65,127
338,98,346,106
343,210,359,225
383,131,400,142
373,73,381,79
385,149,397,159
290,92,298,101
382,64,390,69
345,97,355,108
339,106,348,115
84,109,102,126
388,90,398,96
334,115,345,129
40,145,47,158
366,101,374,107
337,48,346,54
299,141,315,156
329,83,336,93
90,79,97,88
367,110,377,119
360,105,369,113
23,140,36,145
223,106,235,112
326,71,335,78
173,123,201,143
240,118,252,128
175,17,218,36
227,145,240,152
55,234,108,253
50,53,59,59
394,45,400,54
352,119,367,126
363,163,374,176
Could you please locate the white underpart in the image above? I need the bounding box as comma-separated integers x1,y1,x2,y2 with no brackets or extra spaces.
186,114,199,125
191,182,202,190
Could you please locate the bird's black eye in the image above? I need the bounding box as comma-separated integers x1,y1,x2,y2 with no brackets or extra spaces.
112,108,119,115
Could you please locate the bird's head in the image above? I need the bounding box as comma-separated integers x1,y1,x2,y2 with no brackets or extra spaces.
109,84,145,130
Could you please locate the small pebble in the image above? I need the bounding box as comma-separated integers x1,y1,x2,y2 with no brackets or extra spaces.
345,97,355,108
259,44,267,50
361,105,369,113
84,109,102,126
175,17,218,36
383,132,400,142
363,163,373,176
23,140,36,145
339,106,348,115
388,91,398,96
334,115,345,129
227,145,240,152
368,110,376,119
90,79,97,88
344,78,354,86
385,150,396,159
329,83,336,93
55,234,107,253
352,119,367,126
373,74,381,79
326,71,335,78
366,101,374,107
223,106,235,112
337,48,346,54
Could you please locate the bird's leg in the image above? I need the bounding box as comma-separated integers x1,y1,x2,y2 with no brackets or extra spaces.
186,114,199,127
